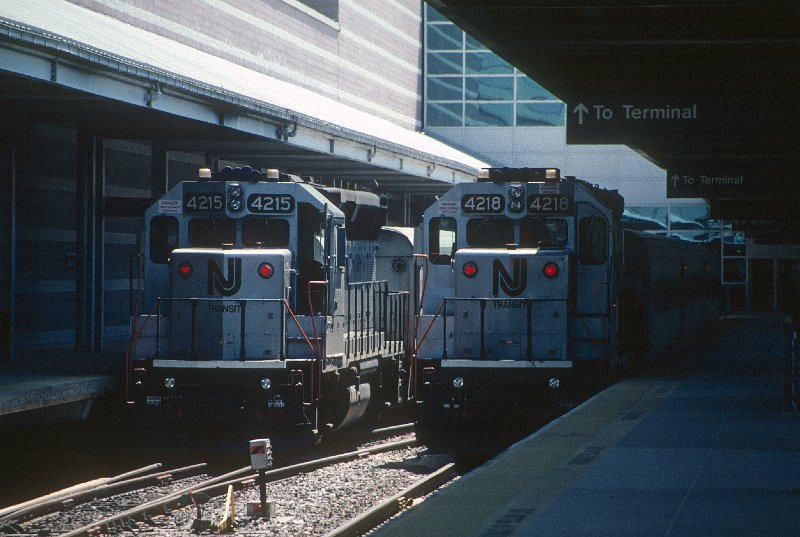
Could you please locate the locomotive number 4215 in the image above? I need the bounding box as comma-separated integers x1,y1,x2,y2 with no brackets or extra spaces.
184,193,224,212
247,194,295,213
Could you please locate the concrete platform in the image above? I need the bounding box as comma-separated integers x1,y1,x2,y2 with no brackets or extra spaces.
375,315,800,537
0,350,121,425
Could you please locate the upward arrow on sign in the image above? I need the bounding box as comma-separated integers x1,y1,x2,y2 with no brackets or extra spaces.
572,103,589,125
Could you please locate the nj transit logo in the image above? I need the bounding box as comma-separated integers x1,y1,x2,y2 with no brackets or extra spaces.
207,258,242,296
492,258,527,297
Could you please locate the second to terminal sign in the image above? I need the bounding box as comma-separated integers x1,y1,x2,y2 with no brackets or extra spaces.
666,169,788,199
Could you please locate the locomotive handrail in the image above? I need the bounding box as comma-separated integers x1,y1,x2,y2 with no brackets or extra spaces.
125,298,159,402
307,280,328,404
415,300,445,356
281,298,315,364
345,280,406,360
568,299,602,348
595,280,611,359
411,253,429,399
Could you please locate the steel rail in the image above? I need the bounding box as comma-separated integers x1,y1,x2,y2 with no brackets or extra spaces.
322,462,458,537
56,437,417,537
56,464,255,537
191,437,418,497
0,463,208,527
370,422,415,436
0,463,163,521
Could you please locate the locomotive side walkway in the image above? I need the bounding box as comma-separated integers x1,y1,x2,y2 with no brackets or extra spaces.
0,350,121,424
376,314,800,537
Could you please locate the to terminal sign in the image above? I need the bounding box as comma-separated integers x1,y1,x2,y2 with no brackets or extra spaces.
567,99,701,144
667,168,784,199
572,103,697,125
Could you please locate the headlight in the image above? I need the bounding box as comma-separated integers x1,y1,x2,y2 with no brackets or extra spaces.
452,376,465,389
260,378,272,391
164,377,176,389
548,377,560,390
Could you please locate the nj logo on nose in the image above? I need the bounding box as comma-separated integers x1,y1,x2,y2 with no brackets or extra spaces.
207,258,242,296
493,258,527,297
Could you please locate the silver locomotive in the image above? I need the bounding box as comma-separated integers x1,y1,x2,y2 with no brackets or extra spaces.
128,167,414,433
413,167,719,429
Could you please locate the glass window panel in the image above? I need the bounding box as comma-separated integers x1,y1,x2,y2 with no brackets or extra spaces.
189,218,236,247
242,217,290,247
465,103,513,126
427,52,462,75
578,217,607,265
427,76,463,101
427,102,463,127
149,215,178,264
426,5,448,22
466,217,514,247
465,34,487,50
516,102,566,126
297,0,338,21
427,23,462,50
465,52,513,75
520,217,568,247
429,216,457,264
465,77,514,101
517,77,559,100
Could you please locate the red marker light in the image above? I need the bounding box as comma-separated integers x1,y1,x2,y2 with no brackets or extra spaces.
178,262,193,278
463,261,478,278
258,262,274,279
543,262,559,279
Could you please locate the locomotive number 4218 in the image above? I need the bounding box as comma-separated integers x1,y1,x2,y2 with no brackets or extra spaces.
528,195,572,214
461,194,505,213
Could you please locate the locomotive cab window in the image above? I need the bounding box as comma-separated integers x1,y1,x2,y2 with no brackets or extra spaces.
242,217,290,248
189,217,236,247
466,217,513,247
578,216,608,265
520,217,568,248
296,203,326,314
429,216,457,264
149,215,178,263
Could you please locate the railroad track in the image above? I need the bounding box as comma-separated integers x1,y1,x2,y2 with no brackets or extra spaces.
0,426,460,537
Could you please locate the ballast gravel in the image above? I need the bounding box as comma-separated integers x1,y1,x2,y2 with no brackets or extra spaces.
21,436,453,537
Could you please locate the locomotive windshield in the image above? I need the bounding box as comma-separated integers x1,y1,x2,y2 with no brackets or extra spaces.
242,217,290,247
519,217,568,247
188,217,236,247
466,217,514,247
464,216,568,248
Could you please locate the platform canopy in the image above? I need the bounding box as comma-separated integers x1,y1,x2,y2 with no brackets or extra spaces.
0,0,489,195
430,0,800,241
